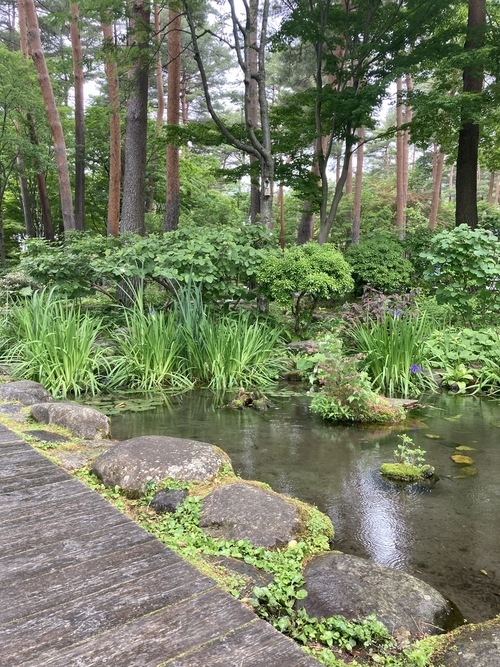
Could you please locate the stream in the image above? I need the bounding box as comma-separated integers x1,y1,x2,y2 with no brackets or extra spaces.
109,390,500,623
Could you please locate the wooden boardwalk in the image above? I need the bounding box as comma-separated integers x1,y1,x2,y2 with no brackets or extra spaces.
0,425,319,667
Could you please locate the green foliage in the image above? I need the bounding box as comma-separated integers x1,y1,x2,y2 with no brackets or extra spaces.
419,224,500,322
2,289,110,398
256,243,353,332
380,434,432,483
345,311,436,399
309,337,405,423
345,234,414,296
394,434,427,467
425,327,500,395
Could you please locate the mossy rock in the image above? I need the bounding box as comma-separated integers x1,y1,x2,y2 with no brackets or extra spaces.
380,462,435,483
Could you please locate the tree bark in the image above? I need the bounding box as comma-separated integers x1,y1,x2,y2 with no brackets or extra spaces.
70,3,85,231
164,7,181,231
102,19,121,237
455,0,485,228
351,128,364,244
395,76,406,238
429,144,445,230
249,0,260,223
121,0,151,235
487,172,495,204
24,0,75,232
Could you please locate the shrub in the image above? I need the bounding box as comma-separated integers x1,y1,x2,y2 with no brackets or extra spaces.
256,243,353,332
345,234,414,295
419,224,500,322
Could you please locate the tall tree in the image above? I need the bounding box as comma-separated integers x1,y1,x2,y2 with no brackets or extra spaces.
101,16,121,237
69,2,85,230
183,0,275,228
164,6,181,231
455,0,486,228
24,0,75,232
121,0,151,234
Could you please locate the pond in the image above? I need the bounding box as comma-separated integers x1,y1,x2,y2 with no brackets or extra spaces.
109,390,500,624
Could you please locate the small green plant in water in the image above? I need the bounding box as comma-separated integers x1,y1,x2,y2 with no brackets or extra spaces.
381,434,434,483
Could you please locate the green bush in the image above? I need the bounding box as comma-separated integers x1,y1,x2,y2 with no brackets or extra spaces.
345,234,414,295
256,243,353,332
419,224,500,322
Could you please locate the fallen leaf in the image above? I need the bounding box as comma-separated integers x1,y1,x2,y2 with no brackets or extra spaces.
444,415,462,422
480,569,489,576
455,445,476,451
451,454,474,465
425,433,442,440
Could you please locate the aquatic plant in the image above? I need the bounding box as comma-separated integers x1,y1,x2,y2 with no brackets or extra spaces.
380,434,433,483
3,288,110,397
345,311,436,398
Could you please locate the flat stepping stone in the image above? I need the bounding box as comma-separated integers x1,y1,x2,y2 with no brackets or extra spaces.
30,403,110,440
92,435,231,497
200,481,302,548
0,381,53,405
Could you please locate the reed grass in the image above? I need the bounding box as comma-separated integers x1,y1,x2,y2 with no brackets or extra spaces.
346,311,436,398
4,289,109,397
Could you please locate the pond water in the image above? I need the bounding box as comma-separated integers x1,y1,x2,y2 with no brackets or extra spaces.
110,390,500,623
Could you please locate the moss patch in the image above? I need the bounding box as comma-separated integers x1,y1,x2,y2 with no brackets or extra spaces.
380,462,432,482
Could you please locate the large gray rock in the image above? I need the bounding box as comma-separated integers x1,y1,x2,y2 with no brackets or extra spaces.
436,619,500,666
0,381,53,405
299,552,454,637
30,402,110,440
92,435,231,497
200,481,302,548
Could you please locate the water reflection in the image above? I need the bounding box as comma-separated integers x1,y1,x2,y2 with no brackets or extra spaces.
110,391,500,623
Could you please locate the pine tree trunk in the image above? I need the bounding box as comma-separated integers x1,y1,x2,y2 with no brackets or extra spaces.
24,0,75,232
395,76,406,238
487,172,495,204
102,20,121,237
121,0,151,235
455,0,485,228
70,3,85,231
249,0,260,223
164,8,181,232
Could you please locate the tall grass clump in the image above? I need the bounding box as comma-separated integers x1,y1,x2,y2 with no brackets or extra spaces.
346,311,436,398
173,281,286,391
3,289,109,398
110,298,193,391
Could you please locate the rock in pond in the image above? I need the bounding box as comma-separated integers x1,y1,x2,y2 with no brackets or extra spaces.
30,402,110,440
0,381,53,406
200,481,303,549
92,435,231,497
299,552,455,638
433,617,500,667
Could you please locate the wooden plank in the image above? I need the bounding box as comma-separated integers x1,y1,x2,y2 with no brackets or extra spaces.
0,466,75,493
0,483,109,526
21,588,257,667
0,428,24,445
164,619,320,667
0,441,30,455
0,499,131,557
0,540,181,624
0,454,65,479
0,520,159,583
0,561,216,665
0,478,85,518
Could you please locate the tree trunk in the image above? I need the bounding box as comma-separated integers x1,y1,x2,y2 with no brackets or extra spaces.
18,0,54,239
487,172,495,204
495,177,500,206
455,0,485,228
154,4,165,128
164,7,181,231
24,0,75,232
395,76,406,238
318,134,353,244
70,3,85,231
102,20,121,237
429,145,445,230
249,0,260,223
121,0,151,235
16,153,35,236
448,163,454,202
351,128,364,244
